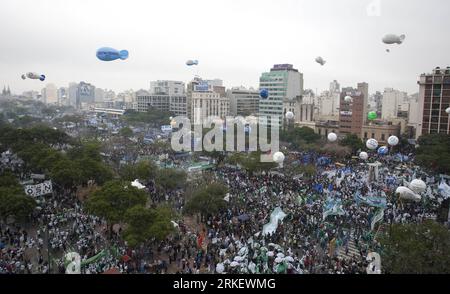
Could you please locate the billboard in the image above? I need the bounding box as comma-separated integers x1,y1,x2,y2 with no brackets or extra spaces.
194,81,209,92
24,181,53,197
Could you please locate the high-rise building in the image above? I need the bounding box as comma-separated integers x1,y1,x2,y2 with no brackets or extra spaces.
42,83,58,104
372,91,383,113
357,82,369,123
329,80,340,94
191,91,230,125
227,87,260,116
57,87,68,106
381,88,408,119
76,82,95,109
68,82,78,107
416,67,450,138
186,77,225,120
150,80,185,96
95,88,105,103
339,87,365,138
259,64,303,125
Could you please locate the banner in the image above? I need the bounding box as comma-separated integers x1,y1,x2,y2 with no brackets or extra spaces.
370,208,384,231
438,180,450,199
262,207,287,236
322,198,345,220
354,191,387,208
24,181,52,197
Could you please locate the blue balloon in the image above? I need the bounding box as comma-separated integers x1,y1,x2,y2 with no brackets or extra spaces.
39,74,45,81
377,146,389,155
260,88,269,99
96,47,129,61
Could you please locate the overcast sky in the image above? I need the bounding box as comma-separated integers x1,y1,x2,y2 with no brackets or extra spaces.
1,0,449,95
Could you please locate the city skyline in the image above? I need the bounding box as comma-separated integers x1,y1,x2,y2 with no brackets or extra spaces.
1,0,450,94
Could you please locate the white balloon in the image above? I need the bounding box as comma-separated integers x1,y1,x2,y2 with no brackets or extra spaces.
344,96,353,102
446,107,450,115
359,152,369,160
285,111,294,120
387,135,399,146
216,263,225,273
409,179,427,194
366,139,378,150
395,186,421,202
273,152,285,163
327,132,337,142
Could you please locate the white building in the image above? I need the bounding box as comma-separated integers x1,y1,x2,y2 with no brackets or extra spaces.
136,89,187,116
317,90,340,119
259,64,303,125
382,88,408,119
329,80,340,94
226,87,259,116
150,80,185,96
42,83,58,104
95,88,104,103
191,91,230,125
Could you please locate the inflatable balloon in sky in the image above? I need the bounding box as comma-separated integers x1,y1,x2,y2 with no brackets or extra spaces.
96,47,129,61
315,56,326,66
359,151,369,160
273,152,285,163
368,111,377,121
285,111,294,120
387,135,399,146
366,138,378,150
377,146,389,155
22,72,45,81
382,34,406,45
186,60,198,66
327,132,337,142
260,88,269,99
386,49,390,53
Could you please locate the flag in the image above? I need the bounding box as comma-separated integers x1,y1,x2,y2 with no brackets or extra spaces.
354,191,387,208
323,198,345,220
370,208,384,231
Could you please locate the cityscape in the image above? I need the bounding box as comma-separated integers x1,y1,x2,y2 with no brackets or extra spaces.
1,0,450,285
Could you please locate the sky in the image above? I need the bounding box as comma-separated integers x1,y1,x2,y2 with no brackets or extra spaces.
1,0,449,95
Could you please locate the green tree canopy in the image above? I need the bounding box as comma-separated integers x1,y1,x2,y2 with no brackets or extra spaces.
339,133,364,153
155,169,187,191
379,220,450,274
184,182,228,216
416,134,450,173
120,160,158,182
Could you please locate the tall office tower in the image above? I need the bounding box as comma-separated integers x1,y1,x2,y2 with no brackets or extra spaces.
339,87,365,138
329,80,340,94
259,64,303,125
227,87,260,116
381,88,408,119
373,91,383,113
357,82,369,123
150,80,185,96
68,82,78,107
57,87,68,106
95,88,105,103
76,82,95,109
42,83,58,104
416,67,450,138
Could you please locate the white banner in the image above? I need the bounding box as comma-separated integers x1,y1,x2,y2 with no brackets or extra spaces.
24,181,53,197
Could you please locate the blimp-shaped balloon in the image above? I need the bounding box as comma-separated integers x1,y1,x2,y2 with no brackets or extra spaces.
377,146,389,155
23,72,46,81
96,47,129,61
186,60,199,66
285,111,294,120
327,132,337,142
382,34,406,45
273,151,285,163
315,56,326,66
446,107,450,115
387,135,399,146
395,186,421,202
366,138,378,150
344,96,353,103
359,151,369,160
260,88,269,99
409,179,426,194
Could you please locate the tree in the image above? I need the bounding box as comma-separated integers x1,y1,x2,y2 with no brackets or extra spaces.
416,134,450,173
228,151,277,175
281,127,321,149
379,220,450,274
339,133,364,153
119,127,133,138
120,160,158,182
123,205,175,247
0,186,36,222
155,169,187,191
50,159,82,188
85,180,148,236
184,182,228,217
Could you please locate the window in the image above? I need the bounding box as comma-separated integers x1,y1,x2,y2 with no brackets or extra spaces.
364,132,368,139
371,133,375,138
381,134,385,141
